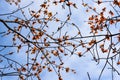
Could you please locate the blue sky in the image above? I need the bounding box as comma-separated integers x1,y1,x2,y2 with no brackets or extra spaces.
0,0,120,80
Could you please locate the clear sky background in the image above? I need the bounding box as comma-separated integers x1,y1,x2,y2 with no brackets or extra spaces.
0,0,120,80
